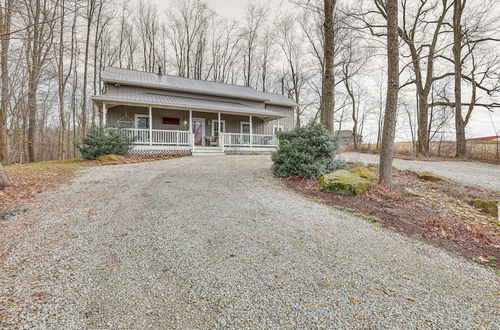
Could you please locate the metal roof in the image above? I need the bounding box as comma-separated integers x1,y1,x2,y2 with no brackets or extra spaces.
91,93,286,118
101,67,298,107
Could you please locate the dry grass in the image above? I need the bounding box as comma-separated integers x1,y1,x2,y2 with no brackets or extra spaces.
0,154,184,213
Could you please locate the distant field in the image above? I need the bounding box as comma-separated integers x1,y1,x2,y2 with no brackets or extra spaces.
359,140,499,162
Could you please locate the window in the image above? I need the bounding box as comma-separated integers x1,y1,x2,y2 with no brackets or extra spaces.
273,125,284,135
241,122,250,134
211,119,225,139
135,115,150,129
163,117,180,125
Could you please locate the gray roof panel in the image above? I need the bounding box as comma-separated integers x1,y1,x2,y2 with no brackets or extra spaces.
92,93,286,118
101,67,298,107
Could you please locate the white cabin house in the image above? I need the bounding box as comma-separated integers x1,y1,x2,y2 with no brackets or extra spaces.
91,67,297,155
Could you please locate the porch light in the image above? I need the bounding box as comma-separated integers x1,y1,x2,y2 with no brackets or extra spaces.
183,119,188,125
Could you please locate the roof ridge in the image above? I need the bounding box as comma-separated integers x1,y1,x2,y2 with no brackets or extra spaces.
105,66,257,91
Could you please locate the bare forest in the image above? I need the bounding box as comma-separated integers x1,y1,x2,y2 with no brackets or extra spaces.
0,0,499,167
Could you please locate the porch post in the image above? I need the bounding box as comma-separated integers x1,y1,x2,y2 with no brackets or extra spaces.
249,115,253,147
102,103,107,128
189,110,193,149
218,112,221,146
148,106,152,146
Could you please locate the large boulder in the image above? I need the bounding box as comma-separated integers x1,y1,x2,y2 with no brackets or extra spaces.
318,170,371,195
468,199,499,218
350,167,377,182
417,171,453,183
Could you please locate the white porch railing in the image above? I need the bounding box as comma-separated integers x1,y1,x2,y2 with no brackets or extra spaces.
119,129,277,149
122,128,191,146
220,133,277,147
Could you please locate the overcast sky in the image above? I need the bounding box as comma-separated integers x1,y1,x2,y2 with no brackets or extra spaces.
148,0,499,139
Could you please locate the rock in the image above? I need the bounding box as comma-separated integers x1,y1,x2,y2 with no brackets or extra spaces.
403,187,424,198
350,167,377,182
416,171,453,183
96,154,125,162
318,169,371,195
468,199,499,218
367,163,380,170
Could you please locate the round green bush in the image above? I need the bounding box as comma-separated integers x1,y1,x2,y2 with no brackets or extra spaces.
271,124,345,178
76,127,133,160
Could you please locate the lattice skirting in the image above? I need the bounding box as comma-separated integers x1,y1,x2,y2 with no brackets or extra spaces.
130,149,192,156
224,149,275,155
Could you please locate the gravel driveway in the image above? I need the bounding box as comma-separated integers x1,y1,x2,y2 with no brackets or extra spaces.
342,152,500,191
0,156,498,328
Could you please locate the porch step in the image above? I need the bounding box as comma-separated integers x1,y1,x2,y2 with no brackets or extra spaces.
192,147,225,156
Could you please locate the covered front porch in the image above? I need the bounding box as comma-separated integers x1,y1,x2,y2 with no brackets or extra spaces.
92,93,283,154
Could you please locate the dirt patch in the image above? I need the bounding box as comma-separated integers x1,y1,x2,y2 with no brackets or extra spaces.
282,167,500,270
0,154,186,215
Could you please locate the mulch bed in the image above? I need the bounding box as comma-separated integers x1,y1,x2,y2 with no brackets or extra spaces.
0,154,185,216
282,168,500,270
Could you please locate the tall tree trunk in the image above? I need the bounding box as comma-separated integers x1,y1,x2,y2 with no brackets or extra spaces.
81,0,95,137
27,0,42,163
453,0,466,157
57,0,67,160
416,93,429,155
0,162,10,189
320,0,335,135
0,0,13,165
379,0,399,185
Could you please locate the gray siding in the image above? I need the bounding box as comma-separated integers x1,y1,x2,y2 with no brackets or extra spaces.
103,85,295,136
263,104,295,135
107,105,265,136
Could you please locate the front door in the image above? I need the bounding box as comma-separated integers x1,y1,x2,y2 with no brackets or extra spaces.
192,118,205,146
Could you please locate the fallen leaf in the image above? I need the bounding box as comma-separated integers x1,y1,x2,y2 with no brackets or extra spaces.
274,275,279,282
407,297,416,302
478,256,490,263
348,297,356,304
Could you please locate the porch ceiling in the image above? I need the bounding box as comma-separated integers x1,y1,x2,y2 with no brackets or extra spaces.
91,93,286,119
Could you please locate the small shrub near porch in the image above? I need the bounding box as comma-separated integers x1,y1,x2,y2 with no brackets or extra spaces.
272,124,345,178
76,127,133,160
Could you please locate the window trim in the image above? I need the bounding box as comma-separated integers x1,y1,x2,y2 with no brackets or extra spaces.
273,125,284,135
211,119,226,137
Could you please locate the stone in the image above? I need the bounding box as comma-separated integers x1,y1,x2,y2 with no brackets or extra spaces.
96,154,125,162
318,170,371,195
468,199,499,218
350,167,377,182
416,171,454,183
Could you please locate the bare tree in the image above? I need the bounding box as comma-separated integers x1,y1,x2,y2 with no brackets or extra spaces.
241,3,265,88
24,0,59,162
54,0,76,160
275,13,310,127
320,0,336,134
206,18,242,83
0,0,14,164
378,0,399,184
166,0,212,78
81,0,97,136
452,0,464,157
0,162,10,188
